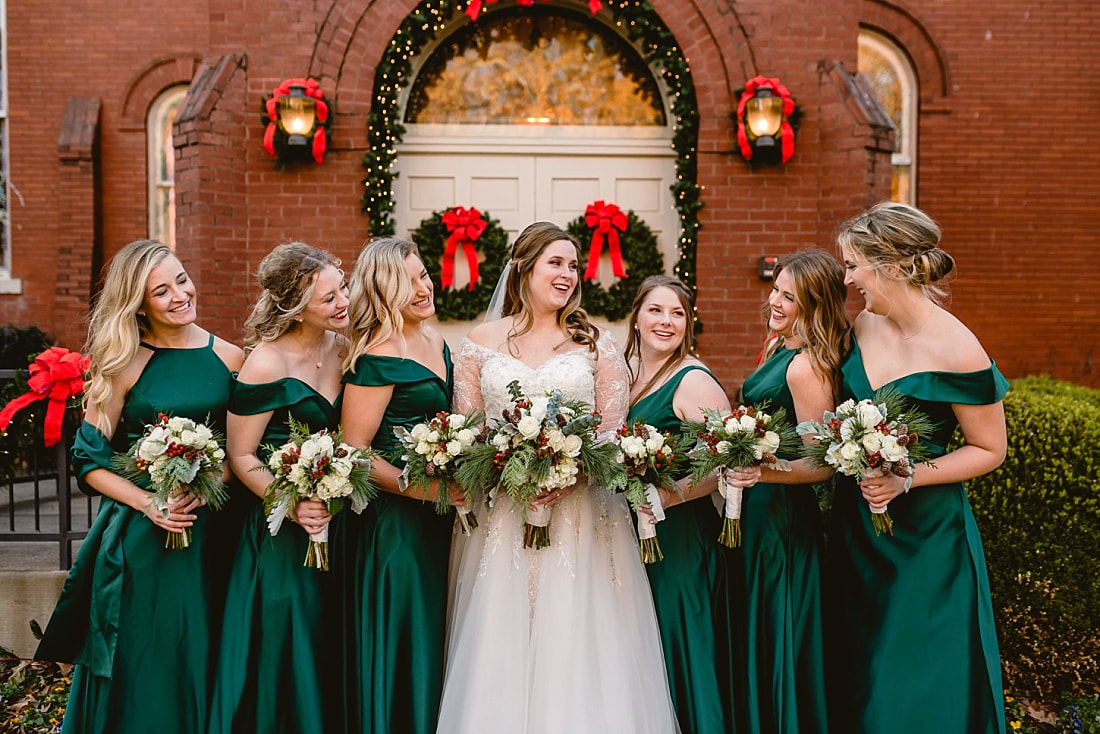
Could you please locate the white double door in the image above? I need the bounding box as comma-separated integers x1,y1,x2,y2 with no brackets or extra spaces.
393,138,679,343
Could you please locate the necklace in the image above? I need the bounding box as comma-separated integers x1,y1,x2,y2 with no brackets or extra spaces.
899,304,935,340
294,333,324,369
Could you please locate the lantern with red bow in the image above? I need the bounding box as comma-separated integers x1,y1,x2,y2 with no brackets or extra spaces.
0,347,89,447
735,76,798,166
262,78,332,166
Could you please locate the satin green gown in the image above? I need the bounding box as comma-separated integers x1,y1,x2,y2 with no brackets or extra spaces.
740,346,828,734
339,347,455,734
629,365,743,734
208,378,343,734
829,338,1008,734
36,337,233,734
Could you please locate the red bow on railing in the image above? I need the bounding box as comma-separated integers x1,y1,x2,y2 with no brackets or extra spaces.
736,76,796,164
441,206,487,291
583,200,628,282
0,347,89,447
263,77,330,165
465,0,599,21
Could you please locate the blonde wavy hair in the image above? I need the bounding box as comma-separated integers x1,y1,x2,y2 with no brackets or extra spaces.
500,221,599,355
343,237,421,372
242,242,341,352
836,201,956,305
83,239,174,433
623,275,698,407
760,249,850,402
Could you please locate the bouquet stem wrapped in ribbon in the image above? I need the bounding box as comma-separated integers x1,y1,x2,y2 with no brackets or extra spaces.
260,419,377,570
684,404,799,548
112,413,229,549
607,421,685,563
796,387,937,537
456,380,619,550
393,409,486,536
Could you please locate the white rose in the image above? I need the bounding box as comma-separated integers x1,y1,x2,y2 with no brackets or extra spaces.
298,438,320,463
879,434,907,462
447,413,467,429
547,429,566,452
445,439,463,457
723,417,741,434
645,435,665,454
715,439,732,455
839,440,862,461
167,416,189,433
562,434,583,456
415,441,432,455
432,451,450,467
456,429,475,446
529,397,549,423
179,429,200,448
410,423,430,441
211,447,226,462
740,414,758,433
759,430,780,454
426,430,440,444
861,431,884,454
331,456,353,477
492,432,511,450
517,415,542,440
856,401,885,428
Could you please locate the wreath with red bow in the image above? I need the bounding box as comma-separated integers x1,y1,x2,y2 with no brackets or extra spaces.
260,78,333,166
566,201,664,322
413,206,511,321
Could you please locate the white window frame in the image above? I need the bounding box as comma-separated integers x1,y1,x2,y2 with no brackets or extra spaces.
859,29,917,205
0,0,20,294
146,85,187,248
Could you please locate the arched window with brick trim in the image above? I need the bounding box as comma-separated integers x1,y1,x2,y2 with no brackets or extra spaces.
147,85,187,248
859,30,917,204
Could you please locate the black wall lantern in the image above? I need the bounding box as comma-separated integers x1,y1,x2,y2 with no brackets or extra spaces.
736,76,797,166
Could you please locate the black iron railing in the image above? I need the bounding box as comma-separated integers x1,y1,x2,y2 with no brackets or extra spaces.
0,369,94,569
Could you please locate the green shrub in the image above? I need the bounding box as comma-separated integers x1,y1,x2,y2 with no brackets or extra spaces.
956,376,1100,705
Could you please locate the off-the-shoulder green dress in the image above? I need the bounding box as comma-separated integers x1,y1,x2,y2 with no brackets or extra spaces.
36,336,233,734
740,346,828,734
208,377,343,734
339,347,454,734
629,365,744,734
829,338,1008,734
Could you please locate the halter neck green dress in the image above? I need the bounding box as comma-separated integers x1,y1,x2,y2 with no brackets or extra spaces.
339,346,455,734
740,346,828,734
208,378,343,734
829,337,1008,734
36,336,233,734
629,365,744,734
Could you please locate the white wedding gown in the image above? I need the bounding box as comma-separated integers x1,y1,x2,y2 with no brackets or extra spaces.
437,332,681,734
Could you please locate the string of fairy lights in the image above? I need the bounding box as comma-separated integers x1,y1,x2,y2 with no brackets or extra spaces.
360,0,703,293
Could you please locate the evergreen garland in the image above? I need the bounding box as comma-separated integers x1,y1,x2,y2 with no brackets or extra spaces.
566,209,663,321
412,209,511,321
360,0,701,294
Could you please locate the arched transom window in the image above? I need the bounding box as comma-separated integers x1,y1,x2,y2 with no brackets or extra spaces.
859,29,917,204
406,7,665,127
147,85,187,248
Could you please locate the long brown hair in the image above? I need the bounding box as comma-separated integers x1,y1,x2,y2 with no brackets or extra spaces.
624,275,697,407
343,237,421,372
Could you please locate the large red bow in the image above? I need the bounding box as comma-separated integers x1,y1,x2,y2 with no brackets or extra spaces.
0,347,89,447
465,0,599,21
441,206,486,291
736,76,796,164
263,77,330,165
583,200,628,282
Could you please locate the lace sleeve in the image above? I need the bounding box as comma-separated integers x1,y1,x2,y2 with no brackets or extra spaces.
592,331,630,442
453,337,485,416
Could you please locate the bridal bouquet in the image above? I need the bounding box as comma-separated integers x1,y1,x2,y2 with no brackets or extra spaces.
796,387,937,536
111,412,229,549
606,421,685,563
456,380,620,549
393,409,486,535
261,419,377,570
683,404,799,547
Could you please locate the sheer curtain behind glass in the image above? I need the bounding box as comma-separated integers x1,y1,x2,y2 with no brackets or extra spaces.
147,86,187,248
859,30,917,204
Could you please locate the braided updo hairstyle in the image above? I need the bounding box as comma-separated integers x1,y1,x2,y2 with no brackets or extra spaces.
242,242,341,351
836,201,956,304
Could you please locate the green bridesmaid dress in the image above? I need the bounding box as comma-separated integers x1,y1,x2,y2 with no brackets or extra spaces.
36,336,233,734
740,346,829,734
629,365,744,734
208,378,343,734
829,337,1008,734
339,346,455,734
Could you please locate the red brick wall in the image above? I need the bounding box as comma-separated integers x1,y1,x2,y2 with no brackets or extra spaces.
1,0,1097,388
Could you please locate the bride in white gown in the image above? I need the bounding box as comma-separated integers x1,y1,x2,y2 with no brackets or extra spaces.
437,222,681,734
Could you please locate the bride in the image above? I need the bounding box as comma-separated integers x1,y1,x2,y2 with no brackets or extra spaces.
437,222,681,734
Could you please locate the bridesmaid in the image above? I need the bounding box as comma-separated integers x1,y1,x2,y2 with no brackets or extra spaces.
737,250,848,734
624,275,744,733
339,236,460,734
209,243,349,733
831,202,1008,734
35,239,244,733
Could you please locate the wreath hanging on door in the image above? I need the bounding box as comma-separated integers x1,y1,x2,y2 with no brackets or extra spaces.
566,201,664,322
412,206,511,322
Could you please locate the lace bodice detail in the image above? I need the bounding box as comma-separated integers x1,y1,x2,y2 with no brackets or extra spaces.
453,330,630,441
